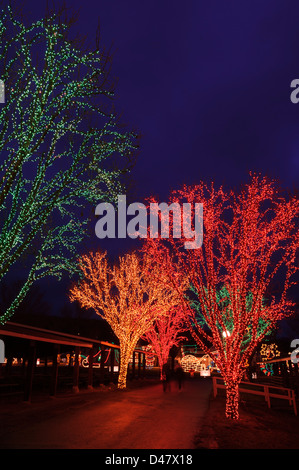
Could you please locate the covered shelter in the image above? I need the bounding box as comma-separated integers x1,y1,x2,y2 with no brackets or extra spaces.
0,321,148,401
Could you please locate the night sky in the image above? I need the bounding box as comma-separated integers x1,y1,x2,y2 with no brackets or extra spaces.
10,1,299,326
25,0,299,198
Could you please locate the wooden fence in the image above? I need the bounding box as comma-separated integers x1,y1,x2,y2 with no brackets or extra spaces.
212,376,297,416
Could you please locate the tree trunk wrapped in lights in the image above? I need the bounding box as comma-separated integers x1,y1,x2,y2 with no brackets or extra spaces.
69,251,183,389
224,376,240,419
145,174,298,419
0,5,137,324
142,307,187,380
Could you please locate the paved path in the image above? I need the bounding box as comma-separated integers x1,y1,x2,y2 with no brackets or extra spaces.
0,377,212,449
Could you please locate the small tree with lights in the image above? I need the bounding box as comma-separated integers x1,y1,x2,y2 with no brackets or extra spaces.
0,5,137,324
142,306,187,380
145,174,298,419
69,251,183,389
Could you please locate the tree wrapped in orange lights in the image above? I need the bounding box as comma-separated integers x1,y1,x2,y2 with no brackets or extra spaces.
142,307,187,380
145,174,298,419
69,251,183,389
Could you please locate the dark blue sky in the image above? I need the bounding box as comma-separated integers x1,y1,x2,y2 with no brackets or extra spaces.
14,1,299,325
27,0,299,201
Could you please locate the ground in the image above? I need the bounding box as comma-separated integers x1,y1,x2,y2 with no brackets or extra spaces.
0,376,298,450
196,389,299,449
0,377,211,449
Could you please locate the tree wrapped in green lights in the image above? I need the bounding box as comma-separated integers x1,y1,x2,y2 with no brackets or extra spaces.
188,285,273,356
0,5,137,324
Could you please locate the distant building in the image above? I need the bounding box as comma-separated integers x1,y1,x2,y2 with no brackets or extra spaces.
179,344,218,376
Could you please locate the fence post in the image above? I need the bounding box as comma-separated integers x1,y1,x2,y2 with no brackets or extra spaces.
213,376,217,397
287,389,292,406
292,390,297,416
264,385,270,408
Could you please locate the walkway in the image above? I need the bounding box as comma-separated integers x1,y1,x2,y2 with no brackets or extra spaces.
0,377,212,449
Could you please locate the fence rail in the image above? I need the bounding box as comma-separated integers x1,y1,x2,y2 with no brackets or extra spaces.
212,376,297,416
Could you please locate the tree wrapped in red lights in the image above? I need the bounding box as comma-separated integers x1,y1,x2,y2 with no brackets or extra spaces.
145,174,298,419
142,307,187,380
69,251,182,389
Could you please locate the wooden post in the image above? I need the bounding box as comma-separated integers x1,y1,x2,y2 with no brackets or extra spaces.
264,385,270,408
132,351,136,379
88,345,94,390
142,353,146,378
288,388,292,406
110,348,115,381
23,340,36,402
292,390,297,416
50,345,59,397
73,346,80,393
138,352,141,379
213,376,217,397
100,344,105,383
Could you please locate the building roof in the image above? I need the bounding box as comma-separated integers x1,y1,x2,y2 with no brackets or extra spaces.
0,321,99,348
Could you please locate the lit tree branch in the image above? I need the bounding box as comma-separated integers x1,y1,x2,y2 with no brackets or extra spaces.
145,174,298,419
0,5,138,324
142,306,188,380
69,251,183,389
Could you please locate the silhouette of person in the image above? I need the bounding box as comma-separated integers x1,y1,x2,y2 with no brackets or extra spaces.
162,363,171,392
174,364,184,390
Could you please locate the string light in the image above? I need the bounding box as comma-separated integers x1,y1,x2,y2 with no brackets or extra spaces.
260,343,280,361
69,251,183,389
181,354,212,374
0,5,137,324
141,344,156,368
145,174,299,419
142,307,187,380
